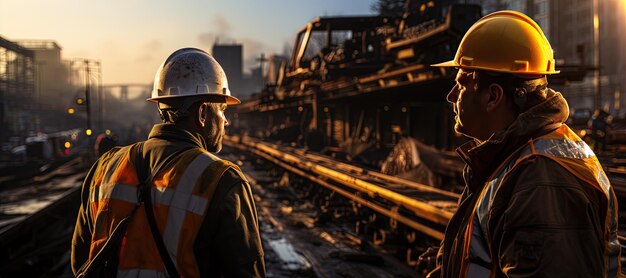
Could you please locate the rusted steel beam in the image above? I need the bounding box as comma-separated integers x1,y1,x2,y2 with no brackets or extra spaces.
309,163,453,225
225,136,455,231
298,150,460,199
225,138,445,240
243,138,453,225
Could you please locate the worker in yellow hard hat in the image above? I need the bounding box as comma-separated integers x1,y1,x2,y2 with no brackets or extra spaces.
424,10,620,277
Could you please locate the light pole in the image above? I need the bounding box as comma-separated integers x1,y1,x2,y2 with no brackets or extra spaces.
84,59,92,136
35,61,46,131
257,53,267,87
68,58,101,141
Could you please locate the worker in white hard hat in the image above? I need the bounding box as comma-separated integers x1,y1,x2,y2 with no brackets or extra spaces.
71,48,266,277
425,10,620,277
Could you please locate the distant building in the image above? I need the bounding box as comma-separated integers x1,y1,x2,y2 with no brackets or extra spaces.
597,0,626,116
16,41,71,109
16,40,77,132
466,0,626,116
243,66,266,97
266,54,288,86
212,43,244,98
0,35,36,148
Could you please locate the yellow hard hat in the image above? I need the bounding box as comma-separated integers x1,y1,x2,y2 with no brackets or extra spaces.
432,10,559,75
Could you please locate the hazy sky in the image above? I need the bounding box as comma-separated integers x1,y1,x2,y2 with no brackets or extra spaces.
0,0,376,84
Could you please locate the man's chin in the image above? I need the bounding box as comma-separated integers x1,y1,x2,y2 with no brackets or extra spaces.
454,123,470,138
454,124,482,141
207,142,222,153
215,143,222,153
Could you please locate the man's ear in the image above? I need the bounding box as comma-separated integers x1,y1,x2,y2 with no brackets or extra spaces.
198,103,207,127
485,83,505,113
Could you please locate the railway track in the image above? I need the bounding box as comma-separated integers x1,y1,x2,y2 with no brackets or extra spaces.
0,157,87,277
224,135,462,274
224,135,458,241
234,157,424,277
225,135,626,274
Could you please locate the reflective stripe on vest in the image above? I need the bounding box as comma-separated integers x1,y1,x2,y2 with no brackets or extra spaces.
161,153,215,268
464,125,619,277
87,145,242,278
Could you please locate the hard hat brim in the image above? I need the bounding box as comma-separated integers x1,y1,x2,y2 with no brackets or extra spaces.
431,60,458,68
224,95,241,105
431,60,560,75
147,93,241,105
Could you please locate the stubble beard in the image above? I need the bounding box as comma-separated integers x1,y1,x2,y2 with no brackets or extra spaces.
206,129,224,153
212,136,223,153
454,122,463,135
207,144,221,153
453,118,470,138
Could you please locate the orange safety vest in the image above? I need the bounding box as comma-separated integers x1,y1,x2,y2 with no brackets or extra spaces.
461,125,620,277
87,144,244,277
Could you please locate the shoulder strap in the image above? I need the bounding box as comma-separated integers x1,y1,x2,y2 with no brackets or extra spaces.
134,142,181,278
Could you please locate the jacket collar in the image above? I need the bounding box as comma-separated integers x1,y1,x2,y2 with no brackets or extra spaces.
148,123,208,150
456,88,569,192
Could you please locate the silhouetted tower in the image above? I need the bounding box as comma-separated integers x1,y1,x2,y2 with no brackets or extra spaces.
212,43,243,98
120,85,128,101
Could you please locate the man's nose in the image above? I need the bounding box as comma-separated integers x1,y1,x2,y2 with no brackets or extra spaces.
447,84,459,103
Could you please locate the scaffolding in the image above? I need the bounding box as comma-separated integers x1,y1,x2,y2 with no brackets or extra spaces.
68,58,102,133
14,40,61,51
0,36,35,147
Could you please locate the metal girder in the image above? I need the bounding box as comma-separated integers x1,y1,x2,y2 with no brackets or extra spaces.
224,136,458,240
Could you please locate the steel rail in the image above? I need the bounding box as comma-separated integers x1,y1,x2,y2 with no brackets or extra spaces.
225,136,455,227
225,138,446,240
293,149,460,199
242,138,454,225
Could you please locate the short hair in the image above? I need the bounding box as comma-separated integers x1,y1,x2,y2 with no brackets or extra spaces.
473,70,548,112
158,97,223,123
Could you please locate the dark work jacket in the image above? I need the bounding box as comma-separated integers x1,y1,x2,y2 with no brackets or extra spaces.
71,123,266,277
428,89,621,277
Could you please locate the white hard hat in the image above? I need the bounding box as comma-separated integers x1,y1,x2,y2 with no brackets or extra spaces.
148,48,240,105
